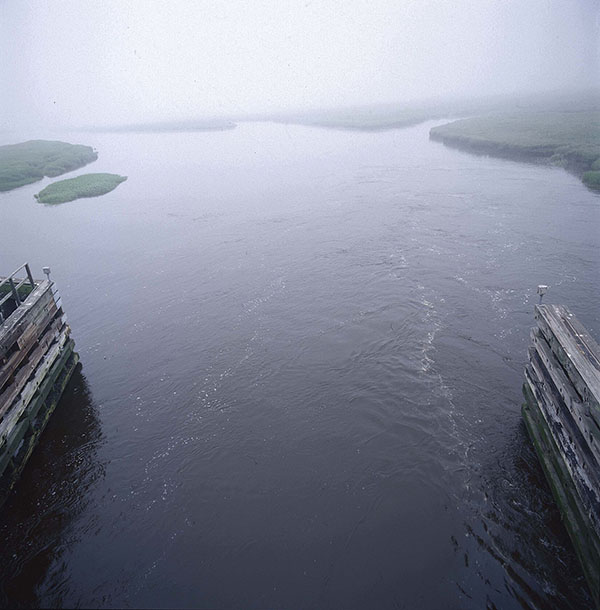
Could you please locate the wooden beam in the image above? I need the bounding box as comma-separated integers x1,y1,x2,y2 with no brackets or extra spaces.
0,350,78,506
531,327,600,465
0,269,78,508
0,320,67,417
522,391,600,607
525,359,600,534
536,305,600,427
0,280,53,360
26,340,74,424
0,339,74,457
0,305,61,394
0,328,69,438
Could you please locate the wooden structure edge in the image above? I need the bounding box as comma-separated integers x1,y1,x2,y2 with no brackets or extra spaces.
0,266,79,507
524,304,600,608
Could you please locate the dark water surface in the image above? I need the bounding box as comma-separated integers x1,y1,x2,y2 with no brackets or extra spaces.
0,122,599,608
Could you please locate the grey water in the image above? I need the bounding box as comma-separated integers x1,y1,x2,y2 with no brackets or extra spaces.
0,121,599,608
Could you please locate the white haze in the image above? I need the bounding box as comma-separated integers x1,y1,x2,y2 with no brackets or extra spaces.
1,0,599,130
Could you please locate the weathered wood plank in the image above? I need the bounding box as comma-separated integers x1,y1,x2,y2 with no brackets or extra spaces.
0,305,61,393
540,305,600,417
0,339,74,457
536,305,600,426
17,300,59,351
528,350,600,486
0,327,69,434
526,359,600,535
0,268,78,507
0,279,50,331
0,441,12,477
0,350,79,506
531,328,600,464
0,319,67,417
0,280,53,359
2,417,30,464
525,305,600,606
26,341,74,424
0,333,71,447
522,391,600,607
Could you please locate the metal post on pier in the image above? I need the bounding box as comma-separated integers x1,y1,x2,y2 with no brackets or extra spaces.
25,264,35,290
8,278,21,306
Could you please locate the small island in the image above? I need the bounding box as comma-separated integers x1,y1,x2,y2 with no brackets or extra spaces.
0,140,98,192
34,173,127,204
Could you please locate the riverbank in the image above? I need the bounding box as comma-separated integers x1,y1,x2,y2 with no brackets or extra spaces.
245,99,477,131
0,140,98,192
34,173,127,204
244,91,600,133
429,111,600,189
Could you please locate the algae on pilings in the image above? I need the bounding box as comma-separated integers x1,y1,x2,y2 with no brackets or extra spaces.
522,388,600,608
34,173,127,204
0,283,34,301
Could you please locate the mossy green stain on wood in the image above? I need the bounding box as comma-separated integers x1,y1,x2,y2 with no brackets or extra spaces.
34,173,127,204
0,140,98,192
0,283,34,301
0,349,78,506
522,393,600,608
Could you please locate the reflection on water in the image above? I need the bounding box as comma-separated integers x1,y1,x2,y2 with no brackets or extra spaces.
451,422,591,608
0,367,104,608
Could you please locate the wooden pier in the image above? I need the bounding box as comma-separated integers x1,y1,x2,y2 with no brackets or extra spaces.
0,263,78,507
523,304,600,607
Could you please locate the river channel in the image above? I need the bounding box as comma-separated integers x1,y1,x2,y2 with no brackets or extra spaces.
0,121,599,608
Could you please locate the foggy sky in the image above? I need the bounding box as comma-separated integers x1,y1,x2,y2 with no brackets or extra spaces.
2,0,598,129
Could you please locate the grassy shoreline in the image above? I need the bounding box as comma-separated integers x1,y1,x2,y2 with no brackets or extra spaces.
34,173,127,204
429,111,600,189
242,91,600,133
0,140,98,192
243,101,466,131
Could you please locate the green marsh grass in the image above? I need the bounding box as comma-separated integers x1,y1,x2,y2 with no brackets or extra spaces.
35,173,127,204
0,140,98,191
429,111,600,188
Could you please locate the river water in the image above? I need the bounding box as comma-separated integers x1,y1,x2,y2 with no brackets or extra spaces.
0,121,599,608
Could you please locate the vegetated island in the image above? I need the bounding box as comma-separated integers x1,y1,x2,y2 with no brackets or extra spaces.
429,110,600,190
0,140,98,192
34,173,127,204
